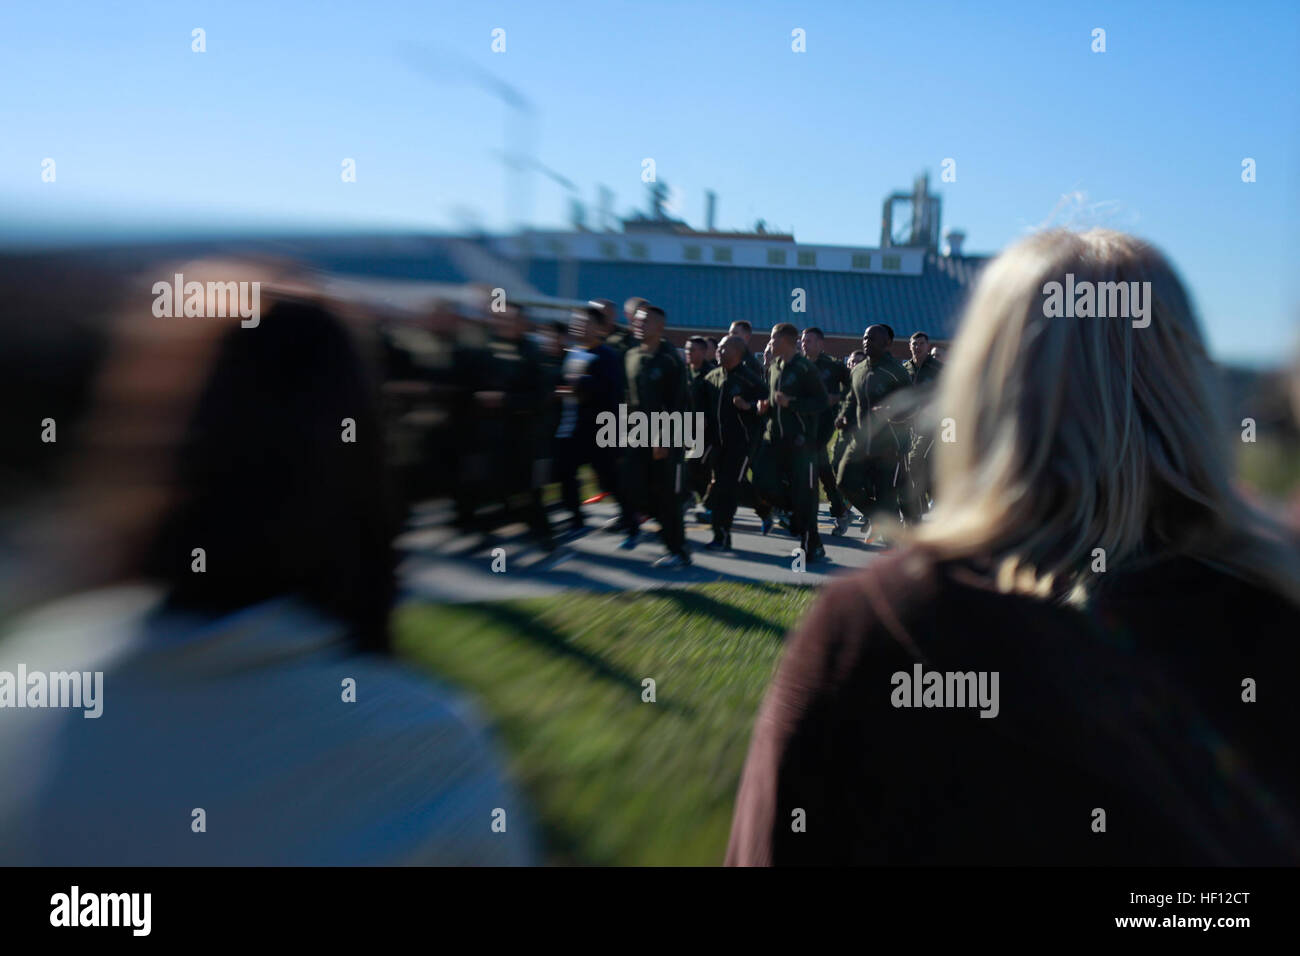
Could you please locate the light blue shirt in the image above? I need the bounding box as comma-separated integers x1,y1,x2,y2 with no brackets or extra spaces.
0,587,537,865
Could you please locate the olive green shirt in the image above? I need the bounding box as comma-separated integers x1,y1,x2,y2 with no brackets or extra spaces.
763,352,829,447
842,352,912,459
625,338,689,416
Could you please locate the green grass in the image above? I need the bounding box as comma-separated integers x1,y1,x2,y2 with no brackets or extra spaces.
1238,437,1300,499
393,581,818,865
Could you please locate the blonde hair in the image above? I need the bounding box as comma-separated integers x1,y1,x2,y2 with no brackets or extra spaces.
913,228,1300,605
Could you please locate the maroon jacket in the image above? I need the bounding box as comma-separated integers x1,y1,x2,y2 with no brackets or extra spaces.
726,547,1300,865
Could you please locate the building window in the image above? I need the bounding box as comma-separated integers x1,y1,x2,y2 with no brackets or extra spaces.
767,248,787,265
683,244,702,261
547,239,566,255
600,240,619,259
797,250,816,267
628,241,648,259
881,254,901,271
851,253,871,269
713,246,732,263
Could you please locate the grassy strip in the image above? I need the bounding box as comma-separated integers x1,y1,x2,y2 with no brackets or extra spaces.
393,581,817,865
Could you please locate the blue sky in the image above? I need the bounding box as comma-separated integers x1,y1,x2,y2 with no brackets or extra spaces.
2,1,1297,364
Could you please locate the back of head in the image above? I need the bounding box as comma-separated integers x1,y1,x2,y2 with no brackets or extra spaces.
145,296,395,650
916,228,1300,605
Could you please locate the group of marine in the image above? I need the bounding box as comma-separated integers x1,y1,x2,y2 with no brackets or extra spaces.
382,293,944,568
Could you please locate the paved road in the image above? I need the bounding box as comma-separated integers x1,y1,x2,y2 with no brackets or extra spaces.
397,500,893,603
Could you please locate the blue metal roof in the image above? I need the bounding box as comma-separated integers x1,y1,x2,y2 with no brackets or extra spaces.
282,236,478,284
522,250,987,339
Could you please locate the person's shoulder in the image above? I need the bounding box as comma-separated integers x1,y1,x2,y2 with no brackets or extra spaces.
785,547,944,674
705,365,725,385
796,546,1083,661
814,545,942,612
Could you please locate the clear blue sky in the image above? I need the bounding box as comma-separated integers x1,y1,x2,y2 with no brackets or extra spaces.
2,1,1297,365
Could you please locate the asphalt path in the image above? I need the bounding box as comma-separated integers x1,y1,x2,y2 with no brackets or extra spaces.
398,499,896,603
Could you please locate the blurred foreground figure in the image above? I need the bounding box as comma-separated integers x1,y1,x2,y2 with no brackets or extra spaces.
457,300,554,550
728,229,1300,865
0,277,535,865
553,304,629,533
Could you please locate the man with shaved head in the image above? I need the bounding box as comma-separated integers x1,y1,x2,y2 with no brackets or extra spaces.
835,323,912,541
728,319,765,380
699,334,767,550
610,296,645,358
593,297,632,359
753,322,830,561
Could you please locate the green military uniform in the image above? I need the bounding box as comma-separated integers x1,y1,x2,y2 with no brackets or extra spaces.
741,349,765,382
464,331,553,546
700,361,766,538
829,368,857,490
836,351,912,531
904,354,943,387
624,338,691,557
685,362,713,503
812,352,852,519
753,351,830,556
901,355,944,519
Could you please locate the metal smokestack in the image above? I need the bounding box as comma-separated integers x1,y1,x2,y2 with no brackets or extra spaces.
705,190,717,231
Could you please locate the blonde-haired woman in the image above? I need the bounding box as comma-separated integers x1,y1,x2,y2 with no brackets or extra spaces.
727,229,1300,865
